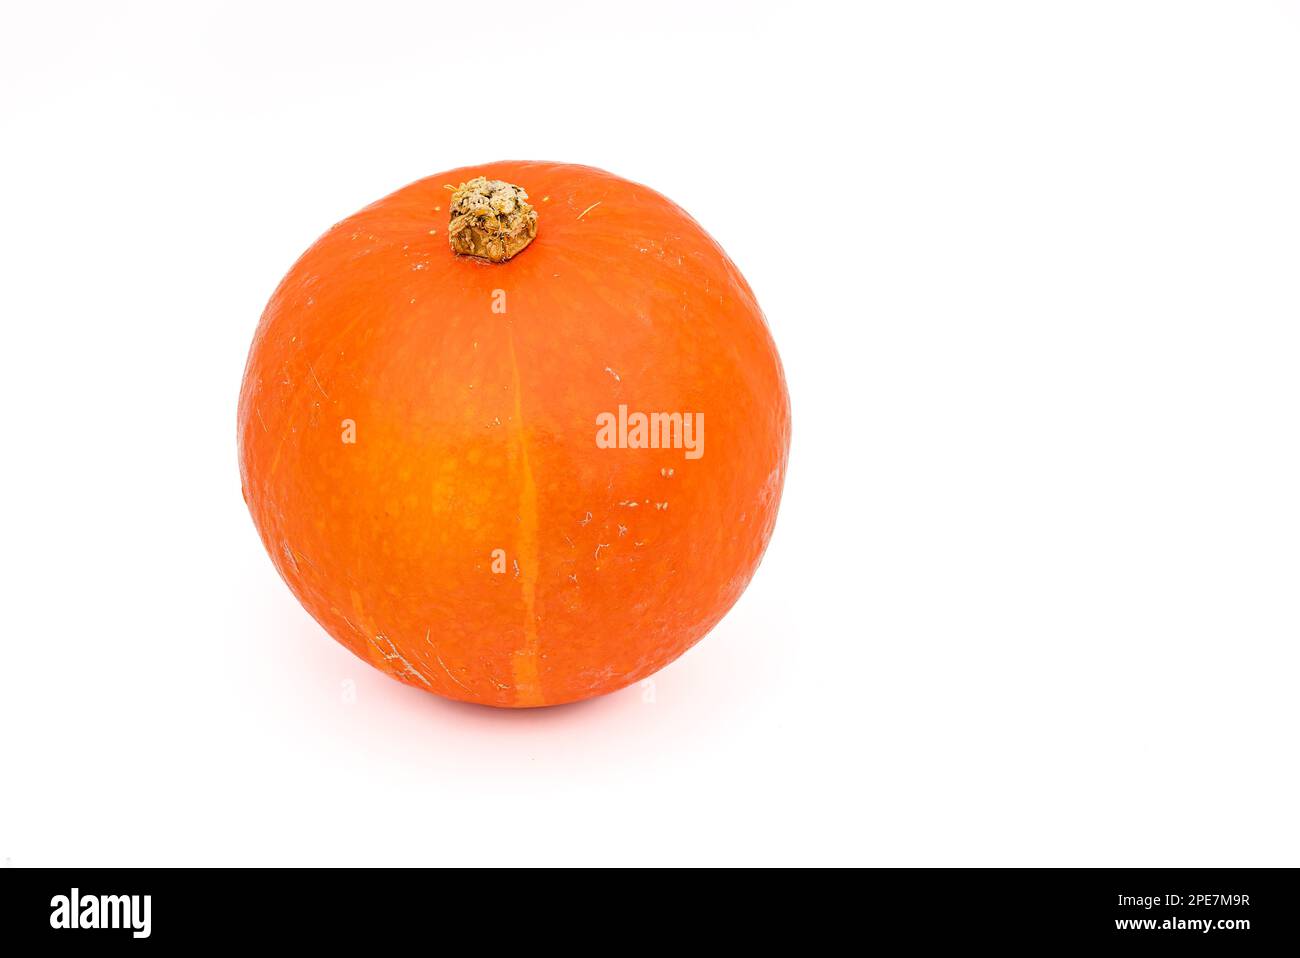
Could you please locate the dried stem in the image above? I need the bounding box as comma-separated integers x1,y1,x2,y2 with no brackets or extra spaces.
446,176,538,263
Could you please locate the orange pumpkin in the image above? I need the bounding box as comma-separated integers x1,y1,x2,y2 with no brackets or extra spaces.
238,162,790,707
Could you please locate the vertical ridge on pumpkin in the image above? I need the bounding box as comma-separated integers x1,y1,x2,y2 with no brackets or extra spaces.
507,332,545,706
349,588,390,674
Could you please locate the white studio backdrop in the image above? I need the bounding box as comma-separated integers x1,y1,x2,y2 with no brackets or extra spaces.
1,1,1298,866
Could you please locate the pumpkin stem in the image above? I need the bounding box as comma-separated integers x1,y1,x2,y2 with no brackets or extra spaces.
445,176,538,263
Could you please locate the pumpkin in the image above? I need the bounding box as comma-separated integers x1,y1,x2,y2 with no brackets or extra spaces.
238,161,790,707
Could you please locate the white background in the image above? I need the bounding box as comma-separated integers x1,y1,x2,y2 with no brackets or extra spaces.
2,1,1298,867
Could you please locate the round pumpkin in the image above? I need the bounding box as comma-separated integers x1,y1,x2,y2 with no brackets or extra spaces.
238,161,790,707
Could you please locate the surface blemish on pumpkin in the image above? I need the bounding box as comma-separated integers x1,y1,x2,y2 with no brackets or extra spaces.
238,161,790,708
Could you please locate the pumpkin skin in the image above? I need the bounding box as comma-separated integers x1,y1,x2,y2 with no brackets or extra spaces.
238,161,790,707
